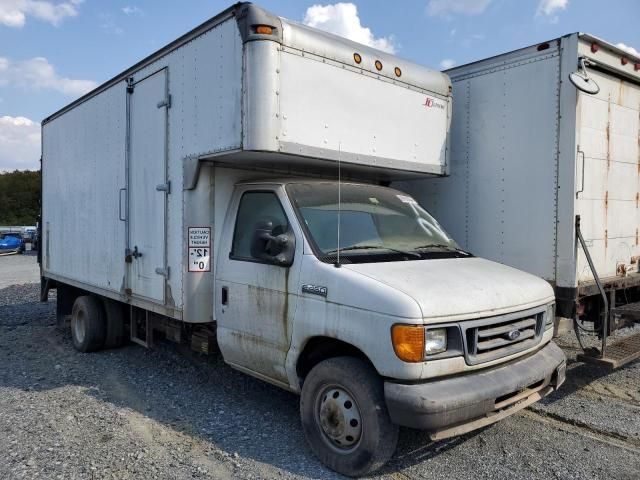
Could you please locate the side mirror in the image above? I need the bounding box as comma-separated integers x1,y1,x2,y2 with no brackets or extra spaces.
250,220,295,267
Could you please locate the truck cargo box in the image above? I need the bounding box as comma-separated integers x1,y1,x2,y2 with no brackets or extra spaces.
399,33,640,320
41,2,451,322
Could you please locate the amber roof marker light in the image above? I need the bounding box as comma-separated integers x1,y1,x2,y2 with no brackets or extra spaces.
353,53,362,64
375,60,383,71
394,67,402,77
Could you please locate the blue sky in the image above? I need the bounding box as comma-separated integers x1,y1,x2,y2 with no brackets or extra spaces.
1,0,638,171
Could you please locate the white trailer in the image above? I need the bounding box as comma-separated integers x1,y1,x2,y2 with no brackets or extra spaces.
41,3,565,475
400,33,640,368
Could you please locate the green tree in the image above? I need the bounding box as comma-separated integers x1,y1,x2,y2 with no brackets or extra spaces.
0,170,41,225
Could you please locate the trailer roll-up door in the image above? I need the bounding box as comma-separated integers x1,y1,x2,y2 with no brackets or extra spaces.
127,68,169,303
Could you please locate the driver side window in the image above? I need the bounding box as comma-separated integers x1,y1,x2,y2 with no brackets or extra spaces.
231,191,289,261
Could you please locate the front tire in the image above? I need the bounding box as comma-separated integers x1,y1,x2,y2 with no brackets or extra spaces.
71,296,106,352
300,357,399,477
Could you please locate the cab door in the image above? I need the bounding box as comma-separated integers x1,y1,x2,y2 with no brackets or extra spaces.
215,186,302,384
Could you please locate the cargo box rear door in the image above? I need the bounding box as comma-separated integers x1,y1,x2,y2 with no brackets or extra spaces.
575,68,640,283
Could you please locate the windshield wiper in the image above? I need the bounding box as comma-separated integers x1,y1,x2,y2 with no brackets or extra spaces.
325,245,421,258
413,244,471,255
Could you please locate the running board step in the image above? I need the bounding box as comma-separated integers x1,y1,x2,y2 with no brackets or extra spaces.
577,332,640,369
611,301,640,322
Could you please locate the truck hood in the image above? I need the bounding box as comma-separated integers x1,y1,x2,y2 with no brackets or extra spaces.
342,257,554,321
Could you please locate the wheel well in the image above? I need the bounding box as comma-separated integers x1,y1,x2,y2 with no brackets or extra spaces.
296,337,374,381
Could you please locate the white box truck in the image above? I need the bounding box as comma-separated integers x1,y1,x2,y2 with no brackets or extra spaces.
400,33,640,370
40,3,565,475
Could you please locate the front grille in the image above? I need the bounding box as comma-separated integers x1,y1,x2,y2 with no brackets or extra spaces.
463,308,545,365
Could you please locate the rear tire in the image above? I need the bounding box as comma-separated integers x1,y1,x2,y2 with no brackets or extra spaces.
102,299,126,349
300,356,399,477
71,296,106,352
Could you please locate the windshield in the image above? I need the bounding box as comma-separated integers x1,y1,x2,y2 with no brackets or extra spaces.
286,183,468,263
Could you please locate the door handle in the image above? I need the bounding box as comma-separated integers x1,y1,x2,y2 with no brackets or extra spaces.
221,286,228,305
119,188,127,221
576,146,585,198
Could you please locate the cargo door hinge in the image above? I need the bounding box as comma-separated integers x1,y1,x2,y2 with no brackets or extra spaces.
156,181,171,193
155,267,170,278
157,95,171,109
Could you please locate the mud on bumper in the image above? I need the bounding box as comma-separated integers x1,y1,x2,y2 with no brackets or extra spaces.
384,342,566,440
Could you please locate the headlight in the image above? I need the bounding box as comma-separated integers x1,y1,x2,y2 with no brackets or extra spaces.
425,328,447,355
545,303,555,330
391,325,449,362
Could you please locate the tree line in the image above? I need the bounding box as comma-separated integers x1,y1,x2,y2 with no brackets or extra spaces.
0,170,40,225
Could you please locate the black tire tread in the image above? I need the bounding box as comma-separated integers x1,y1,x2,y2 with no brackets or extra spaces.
71,296,106,353
300,356,399,477
102,299,126,349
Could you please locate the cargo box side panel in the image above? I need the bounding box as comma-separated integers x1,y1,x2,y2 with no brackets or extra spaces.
400,47,561,282
275,50,450,175
42,83,127,293
123,17,243,312
575,68,640,283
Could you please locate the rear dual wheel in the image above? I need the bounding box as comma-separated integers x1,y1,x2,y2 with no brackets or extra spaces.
70,296,126,352
300,357,399,477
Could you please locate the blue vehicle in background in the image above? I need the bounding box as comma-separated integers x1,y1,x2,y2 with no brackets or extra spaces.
0,232,25,254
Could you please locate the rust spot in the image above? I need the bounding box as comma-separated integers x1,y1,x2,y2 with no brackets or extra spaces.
617,263,627,277
605,229,608,249
637,229,639,246
619,79,625,106
125,288,132,296
636,192,639,208
605,191,609,210
632,255,640,264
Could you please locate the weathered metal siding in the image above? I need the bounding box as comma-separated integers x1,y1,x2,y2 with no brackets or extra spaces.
398,42,562,282
575,68,640,282
42,83,127,293
42,17,243,318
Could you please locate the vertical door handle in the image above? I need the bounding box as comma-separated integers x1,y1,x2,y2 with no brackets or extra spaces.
119,188,127,221
221,286,228,306
576,146,585,198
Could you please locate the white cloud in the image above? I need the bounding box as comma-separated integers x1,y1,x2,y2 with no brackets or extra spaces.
536,0,568,17
99,13,124,35
439,59,456,70
427,0,491,16
122,6,143,16
0,116,41,172
616,42,640,58
303,3,396,54
0,0,83,28
0,56,97,96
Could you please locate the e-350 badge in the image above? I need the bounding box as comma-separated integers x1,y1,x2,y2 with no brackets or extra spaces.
302,284,328,297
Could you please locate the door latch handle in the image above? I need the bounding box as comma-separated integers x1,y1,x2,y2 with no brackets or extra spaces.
125,246,143,263
221,286,228,305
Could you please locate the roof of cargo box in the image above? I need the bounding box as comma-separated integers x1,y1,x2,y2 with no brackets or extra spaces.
444,32,640,78
42,2,449,125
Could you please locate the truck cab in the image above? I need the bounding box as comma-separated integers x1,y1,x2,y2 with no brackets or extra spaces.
213,175,566,475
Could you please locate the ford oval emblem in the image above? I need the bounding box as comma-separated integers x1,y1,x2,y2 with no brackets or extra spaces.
506,330,521,341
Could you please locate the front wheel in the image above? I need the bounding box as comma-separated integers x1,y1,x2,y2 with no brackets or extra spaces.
300,357,399,477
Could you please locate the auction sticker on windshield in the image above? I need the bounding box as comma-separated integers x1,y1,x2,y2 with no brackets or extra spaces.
188,227,211,272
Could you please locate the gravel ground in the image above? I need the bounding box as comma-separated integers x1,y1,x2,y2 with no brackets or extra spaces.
0,251,40,288
1,254,639,479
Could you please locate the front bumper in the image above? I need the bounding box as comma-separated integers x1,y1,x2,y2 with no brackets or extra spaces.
384,341,566,439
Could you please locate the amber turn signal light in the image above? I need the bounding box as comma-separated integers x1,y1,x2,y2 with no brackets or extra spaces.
255,25,274,35
391,325,424,362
